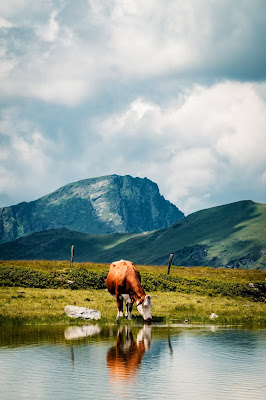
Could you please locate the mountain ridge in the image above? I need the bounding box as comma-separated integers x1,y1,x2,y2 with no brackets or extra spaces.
0,174,184,244
0,199,265,269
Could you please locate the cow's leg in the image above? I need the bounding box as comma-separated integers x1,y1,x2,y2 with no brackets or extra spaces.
126,301,133,320
122,294,133,320
116,293,124,319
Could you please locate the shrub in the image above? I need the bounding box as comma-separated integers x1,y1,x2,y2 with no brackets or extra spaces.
0,263,264,302
0,266,62,289
68,269,107,290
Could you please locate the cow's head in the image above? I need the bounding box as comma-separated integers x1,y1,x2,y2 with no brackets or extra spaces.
137,295,152,322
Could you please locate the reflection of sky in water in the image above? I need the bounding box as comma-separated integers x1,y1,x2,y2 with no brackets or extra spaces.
0,326,265,400
139,330,266,400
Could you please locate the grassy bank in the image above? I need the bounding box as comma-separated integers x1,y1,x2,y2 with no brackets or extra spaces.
0,260,265,326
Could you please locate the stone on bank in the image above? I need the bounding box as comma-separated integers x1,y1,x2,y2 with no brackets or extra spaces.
64,305,102,320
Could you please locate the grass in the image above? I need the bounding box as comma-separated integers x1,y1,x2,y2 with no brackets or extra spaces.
0,260,265,326
1,287,266,326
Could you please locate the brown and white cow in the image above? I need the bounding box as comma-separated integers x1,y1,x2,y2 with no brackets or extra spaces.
106,259,152,321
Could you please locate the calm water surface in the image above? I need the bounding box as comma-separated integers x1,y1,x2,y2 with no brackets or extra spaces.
0,324,265,399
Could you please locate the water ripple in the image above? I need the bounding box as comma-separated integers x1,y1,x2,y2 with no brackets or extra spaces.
0,326,265,400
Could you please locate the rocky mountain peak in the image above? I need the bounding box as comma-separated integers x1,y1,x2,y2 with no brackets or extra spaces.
0,175,184,243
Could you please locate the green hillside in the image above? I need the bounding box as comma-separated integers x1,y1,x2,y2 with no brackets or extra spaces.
0,228,137,262
128,200,266,268
0,200,265,269
95,200,266,268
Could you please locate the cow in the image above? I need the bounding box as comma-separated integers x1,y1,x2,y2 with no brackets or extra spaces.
106,259,152,322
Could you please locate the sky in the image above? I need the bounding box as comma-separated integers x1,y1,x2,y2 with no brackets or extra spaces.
0,0,266,215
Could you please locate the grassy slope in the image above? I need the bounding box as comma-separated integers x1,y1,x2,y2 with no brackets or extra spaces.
97,200,266,267
0,260,265,326
0,200,265,269
0,229,137,261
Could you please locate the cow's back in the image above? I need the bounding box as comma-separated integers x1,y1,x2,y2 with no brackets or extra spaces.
106,260,141,295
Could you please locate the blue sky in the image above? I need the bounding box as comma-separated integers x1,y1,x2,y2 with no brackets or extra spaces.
0,0,266,215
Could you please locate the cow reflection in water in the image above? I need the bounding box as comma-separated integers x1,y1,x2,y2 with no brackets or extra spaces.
107,325,151,382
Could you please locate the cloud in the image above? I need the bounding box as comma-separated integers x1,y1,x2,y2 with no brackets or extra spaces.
0,27,97,105
0,3,99,105
0,17,14,28
0,108,64,205
0,1,265,215
89,81,266,213
0,0,266,105
1,80,265,213
0,0,53,20
35,10,60,42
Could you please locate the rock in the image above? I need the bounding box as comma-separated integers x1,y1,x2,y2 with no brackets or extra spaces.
64,305,102,320
209,313,219,319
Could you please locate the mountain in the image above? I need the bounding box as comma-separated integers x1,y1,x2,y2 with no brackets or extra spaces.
0,200,265,269
118,199,266,269
0,175,184,244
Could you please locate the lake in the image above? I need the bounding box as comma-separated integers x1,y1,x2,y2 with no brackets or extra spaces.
0,324,265,399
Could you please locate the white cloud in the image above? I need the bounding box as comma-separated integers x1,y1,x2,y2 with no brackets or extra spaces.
0,26,97,105
0,17,14,28
0,81,265,213
0,0,266,105
0,0,53,20
90,81,266,214
0,109,63,204
36,10,59,42
0,59,17,79
0,1,265,214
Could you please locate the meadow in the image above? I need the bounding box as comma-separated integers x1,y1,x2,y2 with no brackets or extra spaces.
0,260,265,326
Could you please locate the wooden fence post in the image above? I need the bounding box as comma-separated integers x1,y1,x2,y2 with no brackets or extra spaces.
70,245,75,269
167,254,173,275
